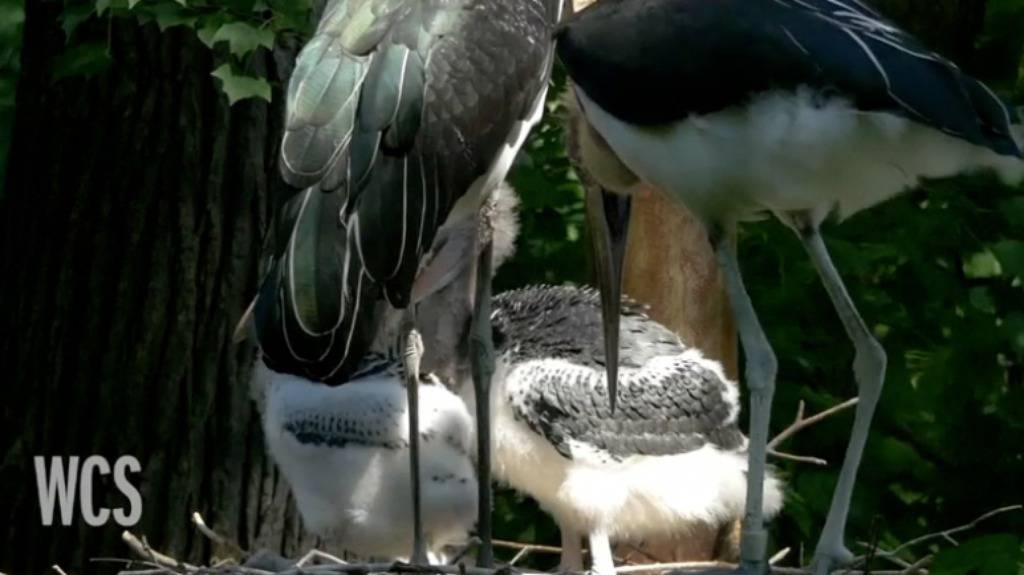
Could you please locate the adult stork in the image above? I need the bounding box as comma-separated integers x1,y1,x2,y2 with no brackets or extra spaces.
556,1,1024,573
276,0,565,563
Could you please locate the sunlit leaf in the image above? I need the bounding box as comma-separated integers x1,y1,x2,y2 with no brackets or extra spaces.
210,21,274,57
964,250,1004,278
210,64,270,105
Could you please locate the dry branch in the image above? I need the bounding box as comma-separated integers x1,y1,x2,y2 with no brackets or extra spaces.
192,512,248,560
121,530,196,573
768,398,858,466
848,504,1023,569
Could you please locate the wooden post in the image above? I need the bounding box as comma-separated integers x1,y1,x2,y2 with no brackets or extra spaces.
623,189,738,379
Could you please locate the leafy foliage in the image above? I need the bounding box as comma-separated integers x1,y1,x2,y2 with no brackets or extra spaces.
57,0,315,105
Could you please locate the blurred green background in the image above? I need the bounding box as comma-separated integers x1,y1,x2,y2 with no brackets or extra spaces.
0,0,1022,573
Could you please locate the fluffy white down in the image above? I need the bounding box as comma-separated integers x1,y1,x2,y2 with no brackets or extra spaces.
463,355,783,542
258,363,477,559
578,88,1024,225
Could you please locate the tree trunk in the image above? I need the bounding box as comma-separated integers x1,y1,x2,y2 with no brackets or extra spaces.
0,5,313,573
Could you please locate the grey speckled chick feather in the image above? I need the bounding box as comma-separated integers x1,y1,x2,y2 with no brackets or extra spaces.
492,285,745,461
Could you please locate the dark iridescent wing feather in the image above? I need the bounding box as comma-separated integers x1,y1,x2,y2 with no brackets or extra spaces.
254,189,384,382
282,0,561,307
557,0,1021,157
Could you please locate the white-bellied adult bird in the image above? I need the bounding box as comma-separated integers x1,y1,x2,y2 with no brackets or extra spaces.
410,185,783,575
556,1,1024,573
277,0,566,563
256,352,478,561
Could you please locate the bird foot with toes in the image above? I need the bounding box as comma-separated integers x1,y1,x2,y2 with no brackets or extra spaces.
809,544,855,575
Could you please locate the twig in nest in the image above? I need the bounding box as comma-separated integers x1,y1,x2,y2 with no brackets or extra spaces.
768,398,858,466
898,554,933,575
492,540,563,556
121,530,196,573
92,557,171,571
614,560,732,573
848,504,1023,568
508,547,531,567
770,564,917,568
768,547,790,566
294,550,348,567
50,566,69,575
192,511,248,560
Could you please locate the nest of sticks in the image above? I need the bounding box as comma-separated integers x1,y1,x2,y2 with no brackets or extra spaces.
64,399,1018,575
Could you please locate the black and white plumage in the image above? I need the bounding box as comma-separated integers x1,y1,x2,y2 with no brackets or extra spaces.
256,354,477,560
477,286,783,574
280,0,562,309
406,185,780,573
274,0,565,562
560,0,1023,227
557,1,1023,573
253,187,383,382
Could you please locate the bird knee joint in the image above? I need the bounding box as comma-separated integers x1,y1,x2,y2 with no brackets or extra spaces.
854,338,887,400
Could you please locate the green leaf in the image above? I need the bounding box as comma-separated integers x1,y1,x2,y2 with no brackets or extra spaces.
143,3,197,31
993,240,1024,279
210,64,270,105
964,250,1004,279
210,22,274,57
969,287,998,315
0,2,24,40
932,535,1022,575
59,4,94,41
1000,197,1024,230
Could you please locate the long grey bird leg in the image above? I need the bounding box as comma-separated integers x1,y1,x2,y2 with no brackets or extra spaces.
470,239,496,567
711,228,776,575
798,225,886,575
401,312,428,565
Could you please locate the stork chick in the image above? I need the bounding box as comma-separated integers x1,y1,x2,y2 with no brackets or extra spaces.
256,354,477,561
482,286,784,575
412,185,783,575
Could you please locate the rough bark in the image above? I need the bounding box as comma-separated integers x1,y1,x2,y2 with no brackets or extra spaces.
0,4,313,573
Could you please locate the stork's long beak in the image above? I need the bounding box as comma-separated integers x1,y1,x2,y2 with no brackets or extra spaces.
586,186,632,413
